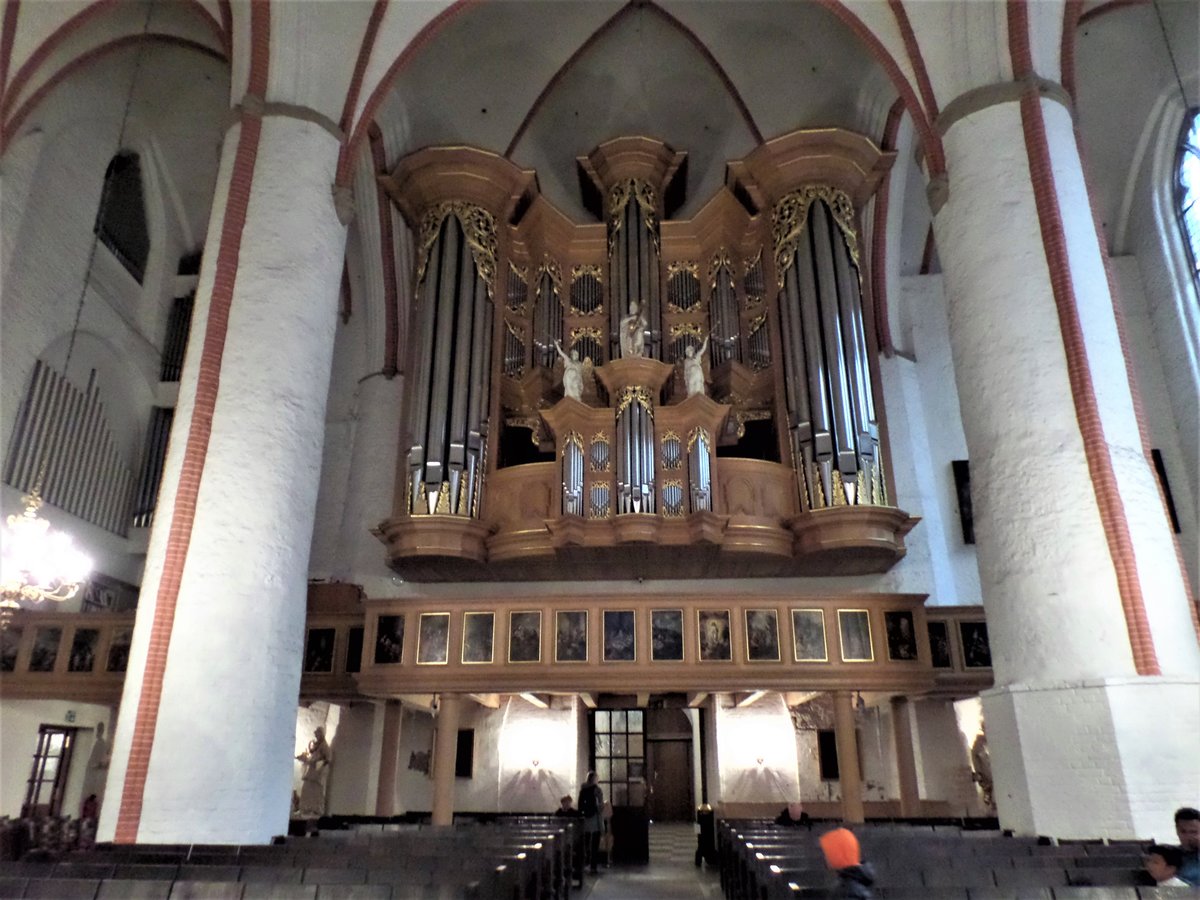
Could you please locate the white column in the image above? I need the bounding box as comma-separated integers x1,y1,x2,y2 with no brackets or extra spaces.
934,95,1200,838
431,694,462,827
100,114,346,844
832,691,864,824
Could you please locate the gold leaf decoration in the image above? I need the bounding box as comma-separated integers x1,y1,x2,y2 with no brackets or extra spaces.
772,186,859,287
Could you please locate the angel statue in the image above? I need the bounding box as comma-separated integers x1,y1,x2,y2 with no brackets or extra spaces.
554,339,584,402
619,301,647,359
683,334,710,397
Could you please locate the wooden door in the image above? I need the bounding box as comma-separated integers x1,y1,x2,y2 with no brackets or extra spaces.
646,739,693,821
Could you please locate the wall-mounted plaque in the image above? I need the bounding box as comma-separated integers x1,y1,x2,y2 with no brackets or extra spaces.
509,610,542,663
928,620,952,668
304,628,336,673
29,627,61,672
417,612,451,665
106,628,132,672
462,612,494,664
697,609,732,661
791,609,827,662
68,628,99,673
744,609,780,662
837,610,873,662
556,610,589,662
603,610,636,661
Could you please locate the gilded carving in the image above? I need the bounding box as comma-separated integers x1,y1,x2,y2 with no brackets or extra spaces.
415,202,498,296
831,469,847,507
661,480,685,517
538,256,563,289
569,326,603,344
687,426,710,452
616,386,654,418
607,179,660,257
571,263,603,282
707,249,733,290
669,323,705,340
589,435,611,471
772,186,859,287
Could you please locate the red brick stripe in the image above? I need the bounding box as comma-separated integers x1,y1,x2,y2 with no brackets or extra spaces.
1009,0,1159,675
113,0,271,844
337,0,476,187
816,0,945,176
0,0,117,121
0,0,20,103
888,0,940,123
2,35,224,153
872,98,906,356
369,123,400,377
1078,0,1150,25
334,0,387,178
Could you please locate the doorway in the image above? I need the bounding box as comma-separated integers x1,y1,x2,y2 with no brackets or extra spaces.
22,726,76,818
646,739,693,821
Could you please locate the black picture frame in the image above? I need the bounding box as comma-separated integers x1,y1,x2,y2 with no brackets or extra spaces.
744,609,781,662
29,627,61,672
106,628,132,672
791,609,828,662
68,628,99,673
837,610,873,662
462,612,494,664
884,610,919,661
960,621,992,668
928,620,952,669
697,609,732,661
650,609,684,661
603,610,636,662
0,627,20,672
374,614,405,664
304,627,336,673
509,610,541,663
556,610,588,662
417,612,451,665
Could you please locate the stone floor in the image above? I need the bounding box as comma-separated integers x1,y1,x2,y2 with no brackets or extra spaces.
574,822,723,899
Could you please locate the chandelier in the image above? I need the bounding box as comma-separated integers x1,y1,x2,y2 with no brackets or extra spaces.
1,481,93,628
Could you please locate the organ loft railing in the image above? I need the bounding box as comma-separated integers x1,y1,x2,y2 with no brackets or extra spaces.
376,133,916,580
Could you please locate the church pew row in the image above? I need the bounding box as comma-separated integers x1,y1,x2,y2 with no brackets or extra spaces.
714,821,1183,900
0,820,582,900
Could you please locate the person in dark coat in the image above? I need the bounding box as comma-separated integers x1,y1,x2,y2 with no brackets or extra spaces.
819,827,875,899
775,801,812,828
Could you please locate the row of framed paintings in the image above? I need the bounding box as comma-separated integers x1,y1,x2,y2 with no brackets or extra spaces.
359,608,990,668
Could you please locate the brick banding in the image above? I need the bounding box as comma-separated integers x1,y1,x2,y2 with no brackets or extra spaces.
369,123,400,377
113,0,271,843
1008,0,1160,675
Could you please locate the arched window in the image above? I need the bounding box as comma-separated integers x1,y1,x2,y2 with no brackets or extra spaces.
95,152,149,283
1177,109,1200,282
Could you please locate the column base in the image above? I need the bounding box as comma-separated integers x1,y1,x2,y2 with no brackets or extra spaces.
982,677,1199,840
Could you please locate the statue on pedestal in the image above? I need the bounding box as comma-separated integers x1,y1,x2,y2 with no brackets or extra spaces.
80,721,111,820
296,726,332,817
554,340,584,402
619,301,647,358
683,334,710,397
970,727,994,811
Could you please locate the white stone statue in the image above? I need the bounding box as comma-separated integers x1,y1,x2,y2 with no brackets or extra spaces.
683,334,710,397
296,726,332,817
80,721,111,817
619,301,647,358
554,340,583,402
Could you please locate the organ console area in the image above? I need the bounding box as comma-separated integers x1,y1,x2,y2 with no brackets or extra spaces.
376,131,917,581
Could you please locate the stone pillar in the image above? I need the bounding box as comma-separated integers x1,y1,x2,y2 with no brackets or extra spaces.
100,111,346,844
832,691,864,824
375,701,403,816
431,694,462,826
889,697,919,817
933,86,1200,837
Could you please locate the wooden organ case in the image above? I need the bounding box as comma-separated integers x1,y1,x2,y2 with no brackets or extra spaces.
376,132,918,580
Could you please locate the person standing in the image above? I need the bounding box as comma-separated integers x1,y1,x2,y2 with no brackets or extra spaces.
819,827,875,899
1175,807,1200,886
577,770,604,874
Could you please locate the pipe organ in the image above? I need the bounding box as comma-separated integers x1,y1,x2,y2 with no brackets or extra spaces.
377,132,916,580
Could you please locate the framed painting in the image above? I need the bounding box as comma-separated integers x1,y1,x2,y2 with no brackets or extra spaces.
791,609,828,662
509,610,542,663
928,620,952,669
744,609,780,662
650,609,684,661
697,609,732,662
837,609,874,662
345,626,364,673
461,612,495,664
603,610,636,661
374,614,405,664
556,610,589,662
303,627,336,673
68,628,100,673
960,621,992,668
106,628,132,672
0,627,21,672
417,612,451,665
884,610,919,661
29,627,61,673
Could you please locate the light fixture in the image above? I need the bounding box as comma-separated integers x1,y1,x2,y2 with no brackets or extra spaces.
0,3,155,629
